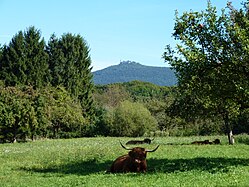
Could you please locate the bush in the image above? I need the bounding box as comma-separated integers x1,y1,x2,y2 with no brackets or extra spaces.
0,86,38,142
39,86,86,138
108,100,157,137
0,85,88,142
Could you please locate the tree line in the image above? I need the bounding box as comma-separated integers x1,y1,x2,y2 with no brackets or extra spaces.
0,27,94,142
0,27,175,142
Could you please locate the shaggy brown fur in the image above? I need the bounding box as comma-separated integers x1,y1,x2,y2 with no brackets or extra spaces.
191,139,221,145
212,139,221,144
126,138,154,145
109,142,159,173
191,140,212,145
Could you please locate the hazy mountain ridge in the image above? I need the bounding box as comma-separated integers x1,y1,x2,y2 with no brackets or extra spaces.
92,61,177,86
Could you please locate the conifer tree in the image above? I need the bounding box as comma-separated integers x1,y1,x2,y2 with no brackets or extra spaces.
0,45,2,61
0,26,49,88
46,33,94,119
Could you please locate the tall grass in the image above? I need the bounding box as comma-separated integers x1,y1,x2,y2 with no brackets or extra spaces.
0,136,249,187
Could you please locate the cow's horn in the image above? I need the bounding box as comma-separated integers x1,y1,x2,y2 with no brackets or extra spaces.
120,141,132,150
146,145,160,152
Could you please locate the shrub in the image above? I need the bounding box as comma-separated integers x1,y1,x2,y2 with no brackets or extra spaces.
0,85,87,142
40,86,86,138
108,100,157,137
0,86,38,142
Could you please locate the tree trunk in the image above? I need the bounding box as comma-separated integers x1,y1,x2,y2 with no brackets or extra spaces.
227,130,235,145
12,122,18,143
224,112,235,145
12,137,17,143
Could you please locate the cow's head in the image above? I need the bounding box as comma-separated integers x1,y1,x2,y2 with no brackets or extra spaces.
143,138,152,144
213,139,221,144
120,142,159,163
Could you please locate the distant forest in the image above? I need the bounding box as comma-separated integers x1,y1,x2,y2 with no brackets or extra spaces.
94,81,248,138
93,61,177,86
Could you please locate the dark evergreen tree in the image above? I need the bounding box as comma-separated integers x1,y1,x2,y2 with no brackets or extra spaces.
46,33,94,119
0,44,2,61
0,31,26,85
0,26,49,88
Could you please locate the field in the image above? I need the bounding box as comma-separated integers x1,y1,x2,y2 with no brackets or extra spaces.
1,136,249,187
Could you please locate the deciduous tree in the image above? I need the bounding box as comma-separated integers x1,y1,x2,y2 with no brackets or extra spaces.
163,1,248,144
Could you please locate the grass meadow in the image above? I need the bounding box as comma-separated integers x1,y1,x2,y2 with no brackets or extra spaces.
1,135,249,187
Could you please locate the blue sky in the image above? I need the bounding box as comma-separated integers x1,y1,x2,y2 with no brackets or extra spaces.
0,0,242,71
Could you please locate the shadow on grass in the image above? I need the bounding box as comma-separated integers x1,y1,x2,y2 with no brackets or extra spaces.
20,157,249,176
147,157,249,173
20,158,113,176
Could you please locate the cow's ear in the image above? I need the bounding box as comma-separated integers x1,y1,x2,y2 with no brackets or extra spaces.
129,151,135,157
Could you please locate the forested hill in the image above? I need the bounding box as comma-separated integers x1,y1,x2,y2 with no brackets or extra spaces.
92,61,177,86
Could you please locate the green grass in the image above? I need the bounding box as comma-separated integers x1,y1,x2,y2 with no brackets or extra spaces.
1,136,249,187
